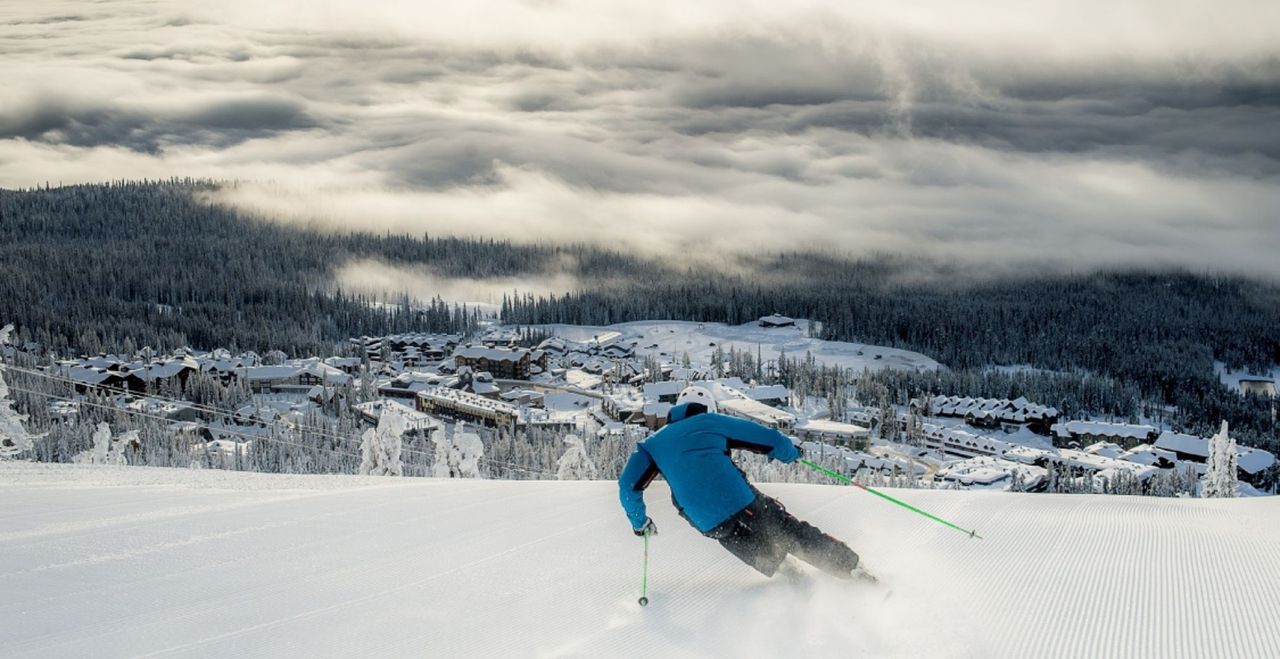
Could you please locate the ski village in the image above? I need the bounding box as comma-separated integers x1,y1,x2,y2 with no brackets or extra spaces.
2,314,1273,495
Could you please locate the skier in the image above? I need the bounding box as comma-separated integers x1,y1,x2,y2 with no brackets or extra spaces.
619,386,869,581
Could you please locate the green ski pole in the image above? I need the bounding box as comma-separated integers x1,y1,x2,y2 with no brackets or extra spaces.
799,459,984,540
638,529,650,606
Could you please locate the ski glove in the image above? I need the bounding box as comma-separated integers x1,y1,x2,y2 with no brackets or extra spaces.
634,517,658,537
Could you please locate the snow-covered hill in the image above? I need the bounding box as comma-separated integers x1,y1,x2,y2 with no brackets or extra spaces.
2,463,1277,658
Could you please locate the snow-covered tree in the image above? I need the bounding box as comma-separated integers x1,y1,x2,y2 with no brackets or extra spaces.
74,422,128,465
0,324,38,460
556,434,599,480
1201,420,1238,498
359,404,406,476
432,422,484,478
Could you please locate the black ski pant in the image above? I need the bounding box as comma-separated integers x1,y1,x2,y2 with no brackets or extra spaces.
706,493,859,579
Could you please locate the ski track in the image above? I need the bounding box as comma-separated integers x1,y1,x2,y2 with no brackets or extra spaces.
1,464,1278,658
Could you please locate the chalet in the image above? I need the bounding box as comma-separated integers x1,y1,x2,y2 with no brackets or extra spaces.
643,402,673,430
61,365,146,394
758,313,797,328
643,381,688,404
1052,421,1159,450
1153,431,1277,484
453,346,533,380
744,384,790,408
1118,444,1179,469
602,395,645,424
128,357,200,388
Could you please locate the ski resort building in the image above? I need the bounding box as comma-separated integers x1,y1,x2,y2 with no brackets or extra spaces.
926,395,1060,434
1052,420,1160,450
231,362,353,393
758,313,797,328
1153,431,1277,484
921,424,1016,458
416,386,519,429
718,398,796,430
642,381,687,404
793,418,870,449
452,346,539,380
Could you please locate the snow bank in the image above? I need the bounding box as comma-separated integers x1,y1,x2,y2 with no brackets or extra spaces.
2,463,1278,658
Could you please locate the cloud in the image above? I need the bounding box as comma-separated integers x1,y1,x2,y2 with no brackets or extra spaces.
1,0,1279,279
334,258,585,306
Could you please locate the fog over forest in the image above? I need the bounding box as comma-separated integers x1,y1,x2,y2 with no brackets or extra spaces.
2,1,1278,276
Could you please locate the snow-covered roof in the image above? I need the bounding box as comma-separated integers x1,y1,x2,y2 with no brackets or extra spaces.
758,313,796,326
719,398,796,428
643,402,673,417
1055,420,1158,440
642,381,687,400
744,385,790,402
1238,447,1276,475
418,386,520,418
454,346,530,362
1153,431,1209,458
1119,444,1178,466
794,418,869,438
1083,442,1124,458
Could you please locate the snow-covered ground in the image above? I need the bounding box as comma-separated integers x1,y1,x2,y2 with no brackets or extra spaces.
536,320,940,373
3,463,1279,659
1215,361,1279,396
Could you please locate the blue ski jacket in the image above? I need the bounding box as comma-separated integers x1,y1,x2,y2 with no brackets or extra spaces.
618,403,799,534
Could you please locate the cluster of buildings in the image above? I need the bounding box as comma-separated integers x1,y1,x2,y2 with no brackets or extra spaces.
56,351,356,399
917,420,1275,490
923,395,1061,435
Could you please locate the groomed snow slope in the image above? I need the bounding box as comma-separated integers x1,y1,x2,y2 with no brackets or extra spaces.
2,463,1277,659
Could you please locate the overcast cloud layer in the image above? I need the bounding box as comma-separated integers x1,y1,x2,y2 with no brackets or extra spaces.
2,1,1279,277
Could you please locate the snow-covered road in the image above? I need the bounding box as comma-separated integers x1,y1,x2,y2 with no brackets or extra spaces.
2,463,1277,658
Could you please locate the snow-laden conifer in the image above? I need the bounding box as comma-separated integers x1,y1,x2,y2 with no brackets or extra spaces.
359,404,405,476
556,434,598,480
0,324,38,460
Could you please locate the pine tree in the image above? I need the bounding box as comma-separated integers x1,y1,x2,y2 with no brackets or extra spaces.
432,422,484,478
1201,420,1237,498
359,404,406,476
556,434,599,480
0,324,39,459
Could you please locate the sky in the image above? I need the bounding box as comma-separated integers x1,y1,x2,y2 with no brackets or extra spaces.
2,0,1279,278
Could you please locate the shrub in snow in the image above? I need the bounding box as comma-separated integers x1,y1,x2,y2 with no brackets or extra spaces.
556,434,599,480
432,422,484,478
0,324,38,459
359,405,406,476
74,422,128,466
1201,420,1238,498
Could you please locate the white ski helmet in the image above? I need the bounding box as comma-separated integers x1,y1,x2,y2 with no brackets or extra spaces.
675,386,717,413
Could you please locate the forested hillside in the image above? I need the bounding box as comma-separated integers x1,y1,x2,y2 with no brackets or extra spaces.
2,181,1277,448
